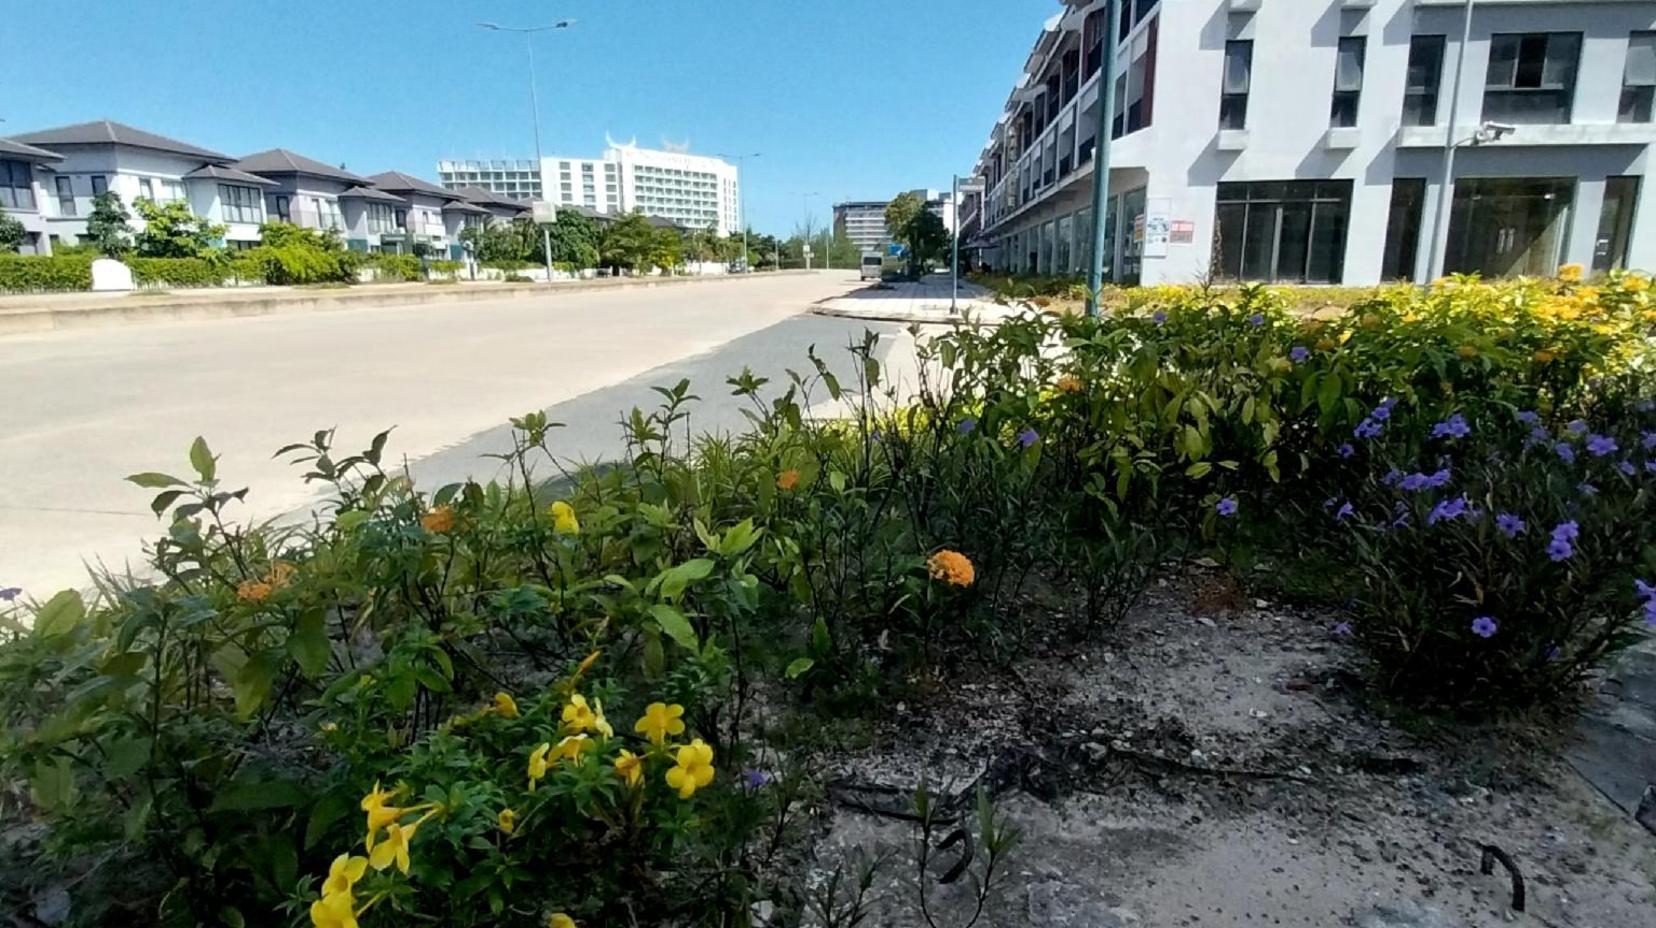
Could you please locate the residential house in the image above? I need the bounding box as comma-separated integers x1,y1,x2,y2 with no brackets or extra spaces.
181,164,275,248
0,137,62,254
440,199,490,257
451,185,532,224
367,172,461,257
231,149,365,245
8,119,243,249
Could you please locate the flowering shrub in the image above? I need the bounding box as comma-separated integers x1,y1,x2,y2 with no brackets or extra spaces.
1,267,1652,923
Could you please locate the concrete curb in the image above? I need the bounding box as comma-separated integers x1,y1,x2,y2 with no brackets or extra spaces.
0,271,817,337
809,305,1008,325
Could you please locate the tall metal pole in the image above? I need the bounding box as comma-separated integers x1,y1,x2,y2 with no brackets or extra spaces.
524,34,555,284
1085,1,1122,318
1425,0,1475,282
951,174,961,313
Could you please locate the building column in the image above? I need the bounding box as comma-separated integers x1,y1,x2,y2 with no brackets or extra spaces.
1566,177,1606,272
1342,182,1393,286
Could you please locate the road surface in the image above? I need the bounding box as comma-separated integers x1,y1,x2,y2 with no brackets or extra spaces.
0,271,906,599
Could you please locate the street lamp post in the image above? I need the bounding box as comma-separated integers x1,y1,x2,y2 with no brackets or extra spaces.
796,191,821,270
478,19,575,285
717,151,762,272
1085,0,1122,318
1425,0,1476,282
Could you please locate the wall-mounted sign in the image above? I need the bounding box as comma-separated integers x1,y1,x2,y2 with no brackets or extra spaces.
1169,220,1196,245
1143,197,1172,258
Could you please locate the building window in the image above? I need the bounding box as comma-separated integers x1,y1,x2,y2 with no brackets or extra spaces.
90,175,107,196
161,179,187,203
1483,33,1580,125
1380,179,1427,282
368,203,395,233
274,195,291,223
1445,177,1574,278
1213,181,1353,284
1622,33,1655,123
1330,36,1365,129
139,177,155,201
394,208,407,230
1403,36,1446,127
1594,176,1640,272
0,160,35,211
1220,41,1252,130
219,184,262,224
55,176,76,216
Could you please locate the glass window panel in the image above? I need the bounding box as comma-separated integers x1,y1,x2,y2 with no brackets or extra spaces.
1241,204,1275,281
1214,202,1246,280
1593,176,1640,272
1515,35,1548,88
1276,202,1313,282
1224,41,1252,93
1541,34,1579,89
1381,179,1427,282
1307,198,1349,284
1486,36,1519,88
1335,38,1365,92
1628,34,1656,86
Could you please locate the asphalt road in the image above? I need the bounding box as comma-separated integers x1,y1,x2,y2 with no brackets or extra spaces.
0,271,907,599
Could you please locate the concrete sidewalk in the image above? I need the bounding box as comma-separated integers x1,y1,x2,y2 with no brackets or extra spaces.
812,274,1019,324
0,270,814,336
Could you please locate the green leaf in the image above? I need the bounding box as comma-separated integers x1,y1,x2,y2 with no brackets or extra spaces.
30,757,76,810
304,794,350,850
126,472,186,488
334,510,369,533
718,518,762,558
657,558,715,600
785,657,815,679
230,649,281,719
649,604,699,651
286,610,330,678
209,775,308,813
149,489,187,516
188,436,216,483
34,590,86,639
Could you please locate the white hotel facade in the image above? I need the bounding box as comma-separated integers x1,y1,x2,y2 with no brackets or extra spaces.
440,142,742,236
967,0,1656,286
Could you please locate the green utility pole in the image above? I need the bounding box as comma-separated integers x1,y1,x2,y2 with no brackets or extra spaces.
1085,0,1121,318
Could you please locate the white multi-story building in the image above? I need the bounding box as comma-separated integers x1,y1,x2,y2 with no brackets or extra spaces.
970,0,1655,286
544,143,741,235
835,200,892,252
436,159,541,201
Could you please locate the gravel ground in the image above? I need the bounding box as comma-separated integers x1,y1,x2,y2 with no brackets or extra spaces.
800,570,1656,927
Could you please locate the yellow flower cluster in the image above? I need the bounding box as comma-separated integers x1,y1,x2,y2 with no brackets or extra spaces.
926,549,976,587
776,469,801,491
308,784,441,926
236,560,296,604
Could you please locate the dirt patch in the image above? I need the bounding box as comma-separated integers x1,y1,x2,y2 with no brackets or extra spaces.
800,572,1656,927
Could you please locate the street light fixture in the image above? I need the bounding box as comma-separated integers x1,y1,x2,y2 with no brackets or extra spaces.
717,151,761,271
478,19,577,284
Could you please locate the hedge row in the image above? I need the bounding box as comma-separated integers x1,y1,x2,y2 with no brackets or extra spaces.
128,257,236,289
0,254,94,292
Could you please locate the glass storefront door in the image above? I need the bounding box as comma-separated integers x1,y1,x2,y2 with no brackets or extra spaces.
1444,177,1574,278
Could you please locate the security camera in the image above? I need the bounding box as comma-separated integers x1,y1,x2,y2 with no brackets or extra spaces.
1475,121,1516,143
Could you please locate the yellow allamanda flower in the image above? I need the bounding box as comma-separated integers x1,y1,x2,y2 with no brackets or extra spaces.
310,890,358,928
552,734,592,765
635,702,686,746
548,915,578,928
528,742,552,790
360,783,404,849
1558,263,1584,283
591,699,614,738
321,854,368,897
369,819,420,875
562,693,598,732
614,749,644,787
666,739,716,799
549,500,580,535
493,692,520,719
574,650,602,680
497,808,516,834
1624,275,1648,293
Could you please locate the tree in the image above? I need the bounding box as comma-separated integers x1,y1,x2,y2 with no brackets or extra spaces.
85,191,133,256
0,207,24,253
133,198,225,259
649,226,683,273
600,212,658,273
547,211,601,269
884,191,949,273
884,193,923,247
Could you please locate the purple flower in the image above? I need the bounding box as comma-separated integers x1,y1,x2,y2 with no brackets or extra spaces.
1566,419,1589,436
1338,443,1355,459
1578,482,1598,497
1372,397,1398,421
1216,497,1239,517
957,418,976,435
1555,442,1576,464
1496,513,1525,538
1545,643,1562,662
1290,346,1310,362
1471,616,1499,639
1642,431,1656,451
1586,434,1618,457
1335,501,1356,521
871,430,883,443
1526,426,1550,446
1017,427,1040,448
1634,578,1655,601
1382,468,1403,487
1400,472,1429,491
1333,621,1353,637
1645,600,1656,627
1553,520,1580,541
1425,468,1452,489
1247,312,1265,327
1619,460,1637,477
0,587,19,603
1647,461,1656,474
1152,310,1168,325
1516,410,1541,425
1430,413,1471,440
1427,495,1469,525
1547,521,1579,561
741,768,773,789
1353,418,1385,440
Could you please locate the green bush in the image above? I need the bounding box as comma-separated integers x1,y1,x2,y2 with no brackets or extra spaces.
240,244,358,285
428,259,464,278
1,269,1652,925
363,252,421,282
0,253,94,292
128,256,226,288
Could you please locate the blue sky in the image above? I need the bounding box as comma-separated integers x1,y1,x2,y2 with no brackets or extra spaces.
0,0,1053,234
